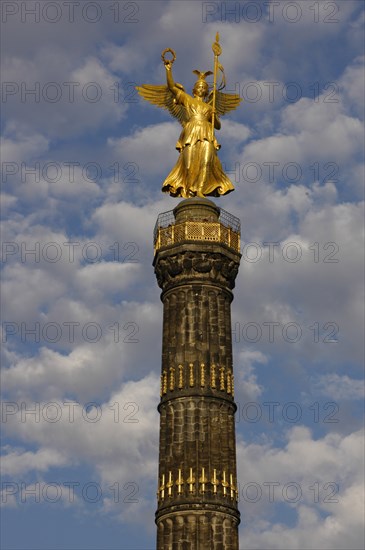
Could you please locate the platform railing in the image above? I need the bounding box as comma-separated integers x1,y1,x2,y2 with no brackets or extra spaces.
154,208,241,253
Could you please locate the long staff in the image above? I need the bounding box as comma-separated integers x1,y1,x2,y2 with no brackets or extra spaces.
211,32,222,138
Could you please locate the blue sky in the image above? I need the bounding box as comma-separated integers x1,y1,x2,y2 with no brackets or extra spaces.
1,1,364,549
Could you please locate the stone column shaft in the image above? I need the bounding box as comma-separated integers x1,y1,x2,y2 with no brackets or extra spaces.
154,199,241,549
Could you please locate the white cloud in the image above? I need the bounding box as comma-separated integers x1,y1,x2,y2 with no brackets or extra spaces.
2,374,160,521
108,122,181,178
340,55,365,118
220,120,251,143
92,199,159,253
242,96,363,173
0,193,18,210
237,427,365,549
235,350,266,401
2,262,68,322
3,55,127,138
101,43,146,75
1,129,49,164
1,447,69,476
75,262,141,302
310,374,365,401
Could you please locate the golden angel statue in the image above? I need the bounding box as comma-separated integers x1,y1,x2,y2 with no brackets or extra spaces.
136,34,242,198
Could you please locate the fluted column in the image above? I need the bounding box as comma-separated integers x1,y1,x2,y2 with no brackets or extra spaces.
154,198,241,549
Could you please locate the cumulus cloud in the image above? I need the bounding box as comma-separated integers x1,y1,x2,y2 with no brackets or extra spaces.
241,95,363,174
235,350,266,401
1,447,69,476
309,374,365,401
108,122,180,178
1,374,160,521
1,128,50,163
237,427,364,549
340,55,365,118
3,55,127,138
2,296,162,402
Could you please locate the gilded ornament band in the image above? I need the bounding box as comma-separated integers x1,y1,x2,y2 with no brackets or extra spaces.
157,467,238,501
159,363,235,397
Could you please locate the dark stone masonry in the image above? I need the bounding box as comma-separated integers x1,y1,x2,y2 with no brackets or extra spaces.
153,198,241,549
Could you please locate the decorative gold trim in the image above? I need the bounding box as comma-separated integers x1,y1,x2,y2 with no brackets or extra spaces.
159,473,165,500
162,370,168,394
211,469,219,494
187,467,195,493
199,467,208,493
166,471,173,496
211,364,216,388
154,221,240,254
230,473,236,500
200,362,205,387
226,371,232,394
169,366,175,391
176,468,184,495
161,363,236,396
189,363,194,387
222,470,229,496
178,364,184,388
219,366,225,391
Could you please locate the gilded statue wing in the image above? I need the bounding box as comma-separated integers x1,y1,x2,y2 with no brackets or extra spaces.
135,84,188,126
208,90,242,116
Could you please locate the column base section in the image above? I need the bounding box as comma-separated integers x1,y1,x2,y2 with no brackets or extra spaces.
156,504,240,550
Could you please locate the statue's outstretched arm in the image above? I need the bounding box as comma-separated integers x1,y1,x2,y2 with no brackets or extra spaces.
164,61,181,97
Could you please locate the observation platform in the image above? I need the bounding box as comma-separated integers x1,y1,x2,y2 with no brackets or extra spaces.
153,198,241,254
